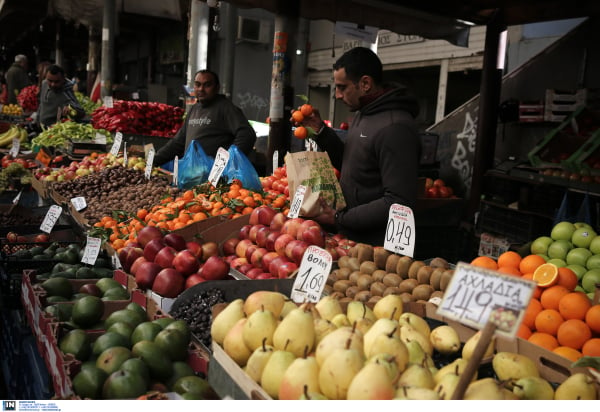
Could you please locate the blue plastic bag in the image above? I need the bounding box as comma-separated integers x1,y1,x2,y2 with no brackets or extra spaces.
176,140,214,189
222,145,261,191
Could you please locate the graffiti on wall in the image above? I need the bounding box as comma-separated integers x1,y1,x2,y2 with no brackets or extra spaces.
237,92,269,122
451,109,478,191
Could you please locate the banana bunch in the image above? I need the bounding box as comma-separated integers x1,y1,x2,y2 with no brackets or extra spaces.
0,125,27,148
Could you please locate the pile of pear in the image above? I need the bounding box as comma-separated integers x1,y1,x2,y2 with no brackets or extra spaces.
325,243,454,305
210,290,598,400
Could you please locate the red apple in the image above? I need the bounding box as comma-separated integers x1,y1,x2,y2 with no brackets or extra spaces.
277,261,299,279
256,273,272,279
130,256,148,276
6,232,18,243
201,241,219,261
433,178,445,187
280,217,305,238
224,254,237,265
274,233,295,255
269,255,291,278
284,239,309,265
118,246,144,272
185,273,207,289
244,243,259,262
230,257,249,271
249,205,278,226
238,263,254,275
186,241,203,258
202,255,230,281
245,267,264,279
154,246,177,269
152,268,185,298
34,233,50,243
299,225,326,248
336,245,351,258
261,252,281,272
143,238,167,262
235,239,255,258
222,237,240,257
238,224,252,240
270,212,287,231
255,226,272,248
137,225,164,248
135,261,162,290
172,249,200,276
79,283,102,297
250,247,269,268
265,231,280,252
249,224,267,243
327,247,340,261
163,233,187,251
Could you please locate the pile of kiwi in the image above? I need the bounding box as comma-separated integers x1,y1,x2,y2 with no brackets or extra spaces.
324,243,454,305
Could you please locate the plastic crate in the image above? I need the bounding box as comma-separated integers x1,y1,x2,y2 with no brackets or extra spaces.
519,102,545,123
544,89,587,122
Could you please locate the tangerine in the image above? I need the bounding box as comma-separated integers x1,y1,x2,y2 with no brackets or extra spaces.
534,308,564,335
528,332,559,351
522,272,542,299
294,126,308,140
300,104,314,117
555,267,578,291
497,266,521,276
497,251,522,269
291,110,304,123
470,256,498,270
517,323,532,340
519,254,546,275
532,263,559,287
552,346,583,362
522,298,543,330
581,338,600,357
584,304,600,334
540,285,570,310
558,292,592,320
556,319,592,350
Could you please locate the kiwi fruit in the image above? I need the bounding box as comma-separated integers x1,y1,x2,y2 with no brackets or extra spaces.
416,265,434,285
339,297,353,304
371,269,387,283
359,260,377,275
370,281,387,296
385,254,401,274
346,257,361,272
373,247,391,270
326,271,338,286
412,284,434,301
333,280,353,294
338,255,351,269
408,260,426,279
383,286,401,296
396,256,413,279
440,270,454,291
348,270,362,284
355,243,374,263
336,267,352,281
329,291,345,300
345,285,360,299
354,290,372,302
429,257,450,269
323,284,333,295
382,273,401,287
429,268,444,290
399,292,414,304
398,278,419,294
357,274,374,291
348,245,358,258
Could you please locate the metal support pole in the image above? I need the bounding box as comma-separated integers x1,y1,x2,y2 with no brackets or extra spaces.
101,0,116,100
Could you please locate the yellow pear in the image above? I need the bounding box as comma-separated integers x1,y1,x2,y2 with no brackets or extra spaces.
512,376,554,400
366,329,408,373
315,326,363,366
346,300,376,324
244,340,274,383
272,304,315,357
400,324,433,356
463,377,504,400
260,349,296,399
346,362,394,400
433,370,460,400
278,352,320,400
366,353,400,382
492,352,539,385
462,330,495,361
405,339,428,366
222,317,251,367
243,290,286,317
399,312,431,337
318,345,364,399
434,358,474,384
242,307,278,351
429,325,461,355
397,363,435,389
363,317,400,356
394,386,440,400
372,293,403,320
315,295,343,321
353,316,375,336
313,318,337,344
331,313,351,328
210,298,245,346
280,300,298,319
554,373,597,400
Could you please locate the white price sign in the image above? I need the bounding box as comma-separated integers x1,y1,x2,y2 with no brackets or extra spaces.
123,142,128,166
94,132,107,144
383,203,415,257
110,132,123,156
437,262,537,337
12,190,22,205
103,96,114,108
40,205,62,233
291,245,332,303
173,155,179,187
81,236,102,265
145,148,155,179
272,150,279,173
208,147,230,187
287,185,306,218
70,196,87,211
9,138,19,157
111,253,123,270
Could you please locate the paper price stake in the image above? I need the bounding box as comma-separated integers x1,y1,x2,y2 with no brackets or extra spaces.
94,132,107,144
9,137,19,157
145,148,155,179
110,131,123,156
39,205,62,233
123,142,128,166
12,190,22,205
173,155,179,186
272,150,279,173
291,245,332,303
81,236,102,265
287,185,306,219
103,96,114,108
383,203,415,257
70,196,87,211
208,147,230,187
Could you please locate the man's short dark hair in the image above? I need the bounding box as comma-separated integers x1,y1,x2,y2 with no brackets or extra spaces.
333,47,383,84
46,64,65,77
196,69,220,86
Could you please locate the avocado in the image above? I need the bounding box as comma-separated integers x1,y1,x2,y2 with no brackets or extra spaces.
29,246,45,256
41,277,73,299
131,340,173,381
71,295,104,329
76,266,96,279
49,270,76,279
12,249,32,259
59,328,92,361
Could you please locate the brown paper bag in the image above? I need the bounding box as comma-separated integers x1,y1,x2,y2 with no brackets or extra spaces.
284,151,346,217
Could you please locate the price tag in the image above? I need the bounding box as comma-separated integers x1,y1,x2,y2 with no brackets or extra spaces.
81,236,102,265
103,96,114,108
70,196,87,211
9,138,19,157
383,203,416,257
208,147,230,187
123,142,128,166
437,262,537,337
12,190,22,205
145,148,155,179
132,92,140,100
173,155,179,187
287,185,306,218
110,132,122,156
111,253,123,270
40,205,63,233
291,245,332,303
94,132,107,144
272,150,279,172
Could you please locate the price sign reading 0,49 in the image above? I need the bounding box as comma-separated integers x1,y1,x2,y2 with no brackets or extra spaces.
291,245,332,303
383,203,415,257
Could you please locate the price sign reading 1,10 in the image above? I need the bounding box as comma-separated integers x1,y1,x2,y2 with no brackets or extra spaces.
291,245,332,303
208,147,230,187
287,185,306,219
110,132,122,156
383,203,415,257
40,205,63,233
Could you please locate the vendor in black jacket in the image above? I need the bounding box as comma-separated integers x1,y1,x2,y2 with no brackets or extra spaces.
37,64,85,128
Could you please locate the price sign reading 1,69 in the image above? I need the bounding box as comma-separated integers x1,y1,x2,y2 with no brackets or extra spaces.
383,203,415,257
291,245,332,303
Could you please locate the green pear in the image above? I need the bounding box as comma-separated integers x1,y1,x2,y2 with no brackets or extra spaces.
492,352,539,386
434,358,473,385
397,363,435,389
462,330,495,361
400,324,433,356
366,328,408,373
278,350,320,400
244,339,274,384
331,313,351,328
222,317,252,367
242,307,278,351
272,304,315,357
363,317,400,356
210,298,244,346
366,353,400,382
405,339,428,366
554,373,597,400
399,312,431,337
318,344,364,399
372,293,403,320
313,318,337,344
315,295,343,321
429,325,461,355
279,300,298,319
433,370,460,400
463,377,505,400
346,301,376,325
260,349,296,399
346,361,394,400
243,290,286,318
512,376,554,400
315,326,363,366
394,386,440,400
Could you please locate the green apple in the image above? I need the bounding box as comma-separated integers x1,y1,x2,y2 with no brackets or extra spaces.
551,221,576,241
586,254,600,270
574,221,594,231
536,254,549,262
582,269,600,293
530,236,553,255
589,236,600,255
547,239,572,261
546,258,566,267
566,264,587,281
565,247,593,267
571,227,597,248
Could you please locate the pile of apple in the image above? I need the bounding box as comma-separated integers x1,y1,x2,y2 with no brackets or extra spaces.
34,153,148,182
423,177,455,199
118,226,231,299
260,165,289,199
222,205,355,279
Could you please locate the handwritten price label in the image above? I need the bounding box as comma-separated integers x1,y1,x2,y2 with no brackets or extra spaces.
272,150,279,173
173,155,179,187
103,96,114,108
9,138,19,157
81,236,102,265
437,262,537,337
383,203,415,257
287,185,306,218
145,148,155,179
40,205,62,233
208,147,230,187
110,132,123,156
123,142,128,166
94,132,107,144
12,190,22,205
70,196,87,211
291,245,332,303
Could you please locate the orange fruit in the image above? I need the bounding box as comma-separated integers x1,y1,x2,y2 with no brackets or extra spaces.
300,104,314,117
556,319,592,350
522,298,543,330
291,110,304,123
294,126,308,140
532,263,559,287
497,251,522,269
584,304,600,334
540,285,570,310
558,292,592,320
535,308,564,335
522,272,542,299
528,332,559,351
581,338,600,357
519,254,546,275
517,323,532,340
552,346,583,362
497,266,521,276
555,267,578,291
470,256,498,270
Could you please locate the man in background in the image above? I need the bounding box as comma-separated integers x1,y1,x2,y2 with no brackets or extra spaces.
37,64,85,128
6,54,31,104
